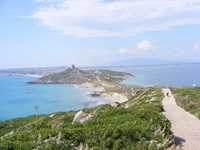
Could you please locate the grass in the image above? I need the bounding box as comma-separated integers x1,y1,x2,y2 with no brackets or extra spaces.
0,116,36,137
171,87,200,118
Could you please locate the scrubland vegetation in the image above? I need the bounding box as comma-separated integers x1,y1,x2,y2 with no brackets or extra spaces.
171,87,200,119
0,87,173,150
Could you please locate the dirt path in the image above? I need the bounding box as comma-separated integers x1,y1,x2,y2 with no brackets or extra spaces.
162,88,200,150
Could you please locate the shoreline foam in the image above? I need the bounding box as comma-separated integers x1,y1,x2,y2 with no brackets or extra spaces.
80,82,129,103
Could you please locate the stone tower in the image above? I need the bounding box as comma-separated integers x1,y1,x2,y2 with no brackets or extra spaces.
71,64,75,69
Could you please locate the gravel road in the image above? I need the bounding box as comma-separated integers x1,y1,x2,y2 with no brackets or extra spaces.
162,88,200,150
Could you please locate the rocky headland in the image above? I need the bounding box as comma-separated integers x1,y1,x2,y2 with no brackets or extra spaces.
27,65,133,84
27,65,142,103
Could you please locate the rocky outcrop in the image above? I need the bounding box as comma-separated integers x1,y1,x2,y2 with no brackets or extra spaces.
111,102,121,108
82,81,143,103
27,68,133,84
146,97,157,103
72,110,93,124
90,92,100,97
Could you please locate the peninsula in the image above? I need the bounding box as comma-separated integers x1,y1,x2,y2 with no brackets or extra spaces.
27,65,133,84
27,65,142,103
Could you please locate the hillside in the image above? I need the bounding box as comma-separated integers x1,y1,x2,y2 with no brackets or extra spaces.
170,87,200,119
0,87,173,149
27,66,133,84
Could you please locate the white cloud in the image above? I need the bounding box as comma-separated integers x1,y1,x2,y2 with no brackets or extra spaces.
193,43,200,51
35,0,61,3
153,43,200,61
88,50,108,56
118,48,127,54
31,0,200,37
137,40,152,50
129,40,156,55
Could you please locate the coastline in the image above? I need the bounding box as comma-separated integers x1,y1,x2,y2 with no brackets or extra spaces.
0,68,138,120
0,74,44,78
80,82,142,103
21,74,44,78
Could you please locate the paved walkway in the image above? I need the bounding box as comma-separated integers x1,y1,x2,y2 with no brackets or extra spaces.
162,88,200,150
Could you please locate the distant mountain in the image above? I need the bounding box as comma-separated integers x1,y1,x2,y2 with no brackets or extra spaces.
100,58,194,67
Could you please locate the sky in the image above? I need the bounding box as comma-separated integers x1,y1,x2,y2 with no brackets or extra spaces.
1,0,200,69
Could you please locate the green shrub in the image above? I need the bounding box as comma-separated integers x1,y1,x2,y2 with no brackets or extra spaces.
0,87,172,149
172,87,200,118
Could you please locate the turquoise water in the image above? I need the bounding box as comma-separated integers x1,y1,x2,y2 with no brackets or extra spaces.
1,64,199,121
120,64,200,87
0,76,109,121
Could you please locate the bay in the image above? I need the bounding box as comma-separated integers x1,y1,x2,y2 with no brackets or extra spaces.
0,76,109,121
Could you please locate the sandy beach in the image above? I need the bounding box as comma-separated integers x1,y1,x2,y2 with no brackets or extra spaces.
80,82,129,103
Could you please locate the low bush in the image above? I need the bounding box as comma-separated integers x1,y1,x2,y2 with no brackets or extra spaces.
0,87,172,149
171,87,200,119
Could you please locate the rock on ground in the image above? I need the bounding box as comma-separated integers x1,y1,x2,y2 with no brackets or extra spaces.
72,110,93,124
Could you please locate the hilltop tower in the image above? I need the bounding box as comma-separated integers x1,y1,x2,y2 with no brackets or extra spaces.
71,64,75,69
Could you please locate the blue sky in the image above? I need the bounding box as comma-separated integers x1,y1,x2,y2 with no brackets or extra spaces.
1,0,200,69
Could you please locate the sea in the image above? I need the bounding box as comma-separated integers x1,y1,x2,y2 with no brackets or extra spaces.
0,64,199,121
120,64,200,87
0,76,110,121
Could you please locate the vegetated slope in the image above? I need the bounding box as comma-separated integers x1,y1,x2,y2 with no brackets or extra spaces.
27,68,133,84
170,87,200,119
0,87,173,150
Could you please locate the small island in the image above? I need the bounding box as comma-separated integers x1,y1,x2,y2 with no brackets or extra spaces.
27,64,133,84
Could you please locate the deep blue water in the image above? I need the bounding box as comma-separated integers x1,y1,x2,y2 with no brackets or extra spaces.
120,64,200,87
0,76,109,121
